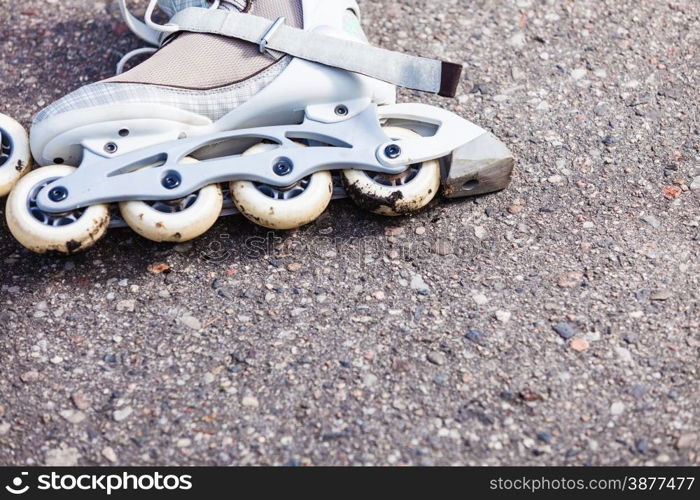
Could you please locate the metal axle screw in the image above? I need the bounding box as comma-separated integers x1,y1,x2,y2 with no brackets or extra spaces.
273,158,294,176
162,173,181,190
48,186,69,202
384,144,402,159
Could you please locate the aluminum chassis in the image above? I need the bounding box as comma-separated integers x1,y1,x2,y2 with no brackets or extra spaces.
33,101,514,224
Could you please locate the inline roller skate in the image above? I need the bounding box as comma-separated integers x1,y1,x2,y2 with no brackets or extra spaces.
0,114,31,197
7,0,514,255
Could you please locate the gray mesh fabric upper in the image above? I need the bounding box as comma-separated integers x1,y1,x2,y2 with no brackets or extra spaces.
34,0,304,125
110,0,304,88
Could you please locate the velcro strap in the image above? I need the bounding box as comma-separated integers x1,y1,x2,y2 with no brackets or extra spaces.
169,8,463,97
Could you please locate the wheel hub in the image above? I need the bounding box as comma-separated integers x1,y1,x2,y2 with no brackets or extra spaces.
0,128,12,168
254,176,312,200
146,192,199,213
28,178,86,227
365,164,420,187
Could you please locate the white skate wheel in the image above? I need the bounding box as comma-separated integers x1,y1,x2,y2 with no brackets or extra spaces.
341,126,441,216
231,143,333,230
119,159,223,243
0,114,32,197
6,165,110,254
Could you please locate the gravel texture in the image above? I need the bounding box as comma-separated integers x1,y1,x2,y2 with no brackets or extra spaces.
0,0,699,466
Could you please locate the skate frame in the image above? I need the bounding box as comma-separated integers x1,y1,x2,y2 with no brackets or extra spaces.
35,102,490,214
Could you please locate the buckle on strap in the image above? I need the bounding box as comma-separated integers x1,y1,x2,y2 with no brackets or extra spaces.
258,16,286,54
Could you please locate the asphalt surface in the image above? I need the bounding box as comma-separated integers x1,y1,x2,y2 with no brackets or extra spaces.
0,0,699,466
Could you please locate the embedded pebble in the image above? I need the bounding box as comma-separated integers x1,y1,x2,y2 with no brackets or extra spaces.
384,226,404,237
113,407,133,422
508,204,523,214
177,438,192,448
473,293,489,306
20,371,40,383
45,448,80,467
635,439,648,454
615,347,633,364
102,447,118,463
571,67,587,80
570,338,590,352
640,215,661,228
180,315,202,330
410,275,430,295
508,32,526,48
558,272,583,288
553,323,574,340
650,289,672,301
59,409,86,424
465,330,485,344
427,352,447,366
629,384,649,399
242,396,260,408
676,433,697,450
363,374,378,387
537,432,553,443
495,310,511,323
610,402,625,416
116,300,135,312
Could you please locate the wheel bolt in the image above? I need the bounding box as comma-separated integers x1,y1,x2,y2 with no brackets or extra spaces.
48,186,68,202
273,158,294,176
162,172,181,190
384,144,401,159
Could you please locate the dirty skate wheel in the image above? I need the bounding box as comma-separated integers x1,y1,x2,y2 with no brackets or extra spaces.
119,158,223,243
0,114,31,197
6,165,110,254
230,143,333,230
341,126,441,216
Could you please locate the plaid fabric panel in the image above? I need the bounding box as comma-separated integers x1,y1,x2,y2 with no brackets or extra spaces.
34,58,289,126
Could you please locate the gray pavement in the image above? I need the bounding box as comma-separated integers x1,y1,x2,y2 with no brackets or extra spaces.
0,0,699,466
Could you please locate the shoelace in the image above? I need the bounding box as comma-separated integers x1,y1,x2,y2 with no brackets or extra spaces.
116,0,224,74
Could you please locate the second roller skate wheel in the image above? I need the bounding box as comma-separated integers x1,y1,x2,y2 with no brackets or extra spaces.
119,158,224,243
